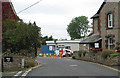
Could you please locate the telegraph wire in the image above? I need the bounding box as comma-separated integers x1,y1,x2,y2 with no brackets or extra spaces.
17,0,42,14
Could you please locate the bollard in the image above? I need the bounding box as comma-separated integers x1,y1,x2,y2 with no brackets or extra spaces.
1,58,3,72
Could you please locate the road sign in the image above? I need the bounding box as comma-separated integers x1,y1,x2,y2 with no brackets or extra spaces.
4,57,13,62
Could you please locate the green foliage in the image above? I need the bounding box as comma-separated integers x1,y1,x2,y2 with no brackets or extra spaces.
41,35,54,45
115,46,120,50
110,54,118,56
24,60,35,68
82,51,88,56
101,50,115,59
74,51,82,57
19,49,29,56
3,19,41,57
72,56,75,59
67,16,89,39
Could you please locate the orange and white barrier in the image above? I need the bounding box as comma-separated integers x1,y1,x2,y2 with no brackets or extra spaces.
53,54,56,57
39,52,43,57
43,53,46,57
39,53,64,58
46,53,49,57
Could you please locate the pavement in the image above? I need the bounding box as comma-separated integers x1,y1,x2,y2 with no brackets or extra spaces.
2,57,120,78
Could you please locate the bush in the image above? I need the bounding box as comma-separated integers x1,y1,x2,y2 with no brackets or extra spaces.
24,60,35,68
101,50,115,59
110,54,118,57
82,51,88,56
115,47,120,50
79,50,88,56
3,50,11,55
72,56,75,59
74,51,81,57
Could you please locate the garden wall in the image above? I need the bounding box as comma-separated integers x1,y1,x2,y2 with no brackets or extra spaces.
74,51,120,66
2,53,38,72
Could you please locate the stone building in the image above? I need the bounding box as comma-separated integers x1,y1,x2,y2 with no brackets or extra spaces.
91,0,120,50
80,0,120,51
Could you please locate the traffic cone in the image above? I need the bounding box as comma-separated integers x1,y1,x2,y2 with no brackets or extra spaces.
49,53,52,57
54,54,56,57
59,54,61,58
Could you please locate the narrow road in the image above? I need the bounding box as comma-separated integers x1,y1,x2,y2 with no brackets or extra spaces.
26,57,119,77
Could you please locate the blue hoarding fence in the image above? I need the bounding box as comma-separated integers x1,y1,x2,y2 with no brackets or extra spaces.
41,45,55,54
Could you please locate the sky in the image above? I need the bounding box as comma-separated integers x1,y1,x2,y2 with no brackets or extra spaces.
11,0,104,40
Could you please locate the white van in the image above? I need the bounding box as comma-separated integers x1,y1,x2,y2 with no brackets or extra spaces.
55,46,73,57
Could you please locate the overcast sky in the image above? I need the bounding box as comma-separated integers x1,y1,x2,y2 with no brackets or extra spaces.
11,0,104,40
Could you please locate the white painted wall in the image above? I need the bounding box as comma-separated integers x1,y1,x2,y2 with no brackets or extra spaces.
47,43,80,51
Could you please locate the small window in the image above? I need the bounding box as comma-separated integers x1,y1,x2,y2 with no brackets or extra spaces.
108,37,113,49
95,43,99,48
49,46,53,51
108,14,113,28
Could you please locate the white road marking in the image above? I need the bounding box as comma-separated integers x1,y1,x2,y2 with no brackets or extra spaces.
22,69,32,76
69,65,78,67
14,71,22,76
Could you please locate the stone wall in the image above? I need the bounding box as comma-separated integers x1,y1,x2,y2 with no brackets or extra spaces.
74,51,119,66
2,53,38,72
118,2,120,43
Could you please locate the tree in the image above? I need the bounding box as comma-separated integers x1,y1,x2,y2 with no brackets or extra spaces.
67,16,89,39
41,35,54,45
3,19,41,57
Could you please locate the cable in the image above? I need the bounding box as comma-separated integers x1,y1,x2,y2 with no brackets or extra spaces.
17,0,42,14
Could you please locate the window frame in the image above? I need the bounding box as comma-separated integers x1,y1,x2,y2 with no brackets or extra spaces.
94,43,99,48
108,37,113,49
108,13,113,28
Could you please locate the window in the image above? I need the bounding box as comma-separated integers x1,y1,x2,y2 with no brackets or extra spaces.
95,43,99,48
65,46,71,49
49,46,53,51
108,37,113,49
108,14,113,28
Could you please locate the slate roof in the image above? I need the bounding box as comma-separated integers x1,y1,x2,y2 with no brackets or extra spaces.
91,14,99,19
80,34,102,44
